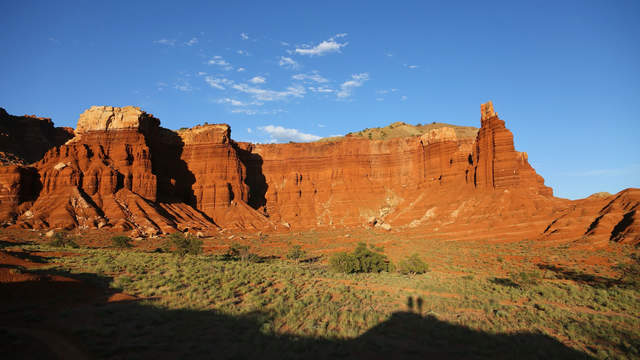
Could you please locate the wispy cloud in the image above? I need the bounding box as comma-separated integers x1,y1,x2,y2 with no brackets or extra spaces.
258,125,321,142
154,38,176,46
308,86,334,93
405,64,419,69
232,83,305,101
337,73,369,98
249,76,266,84
240,32,249,40
292,72,328,83
401,95,407,101
216,98,263,107
174,80,193,92
279,56,299,69
295,34,348,56
208,56,233,71
237,49,249,56
184,37,198,46
232,109,285,115
237,67,246,72
204,76,233,90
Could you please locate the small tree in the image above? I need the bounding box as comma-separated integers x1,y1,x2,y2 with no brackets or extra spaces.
164,232,202,256
111,235,133,248
227,243,260,263
48,231,79,248
329,242,393,273
286,245,306,262
398,254,429,275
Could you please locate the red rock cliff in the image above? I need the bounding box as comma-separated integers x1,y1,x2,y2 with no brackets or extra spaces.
0,102,637,245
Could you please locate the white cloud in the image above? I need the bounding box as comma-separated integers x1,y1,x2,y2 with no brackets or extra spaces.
405,64,419,69
241,33,249,40
237,67,246,72
232,83,305,101
334,33,348,38
197,71,207,76
249,76,266,84
208,56,233,71
308,86,334,93
317,124,326,128
295,35,348,56
401,95,408,101
216,98,263,107
247,128,252,133
292,72,328,83
154,39,176,46
337,73,369,98
258,125,321,142
174,81,192,92
185,37,198,46
280,41,290,46
204,76,233,90
231,109,285,115
385,53,393,57
279,56,299,69
376,98,384,102
237,49,249,55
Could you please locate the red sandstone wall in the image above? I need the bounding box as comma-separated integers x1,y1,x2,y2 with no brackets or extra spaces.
0,102,636,245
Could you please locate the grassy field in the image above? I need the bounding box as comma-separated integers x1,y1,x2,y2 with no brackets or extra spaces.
1,230,639,359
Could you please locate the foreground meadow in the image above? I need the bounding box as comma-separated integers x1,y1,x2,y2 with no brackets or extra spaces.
1,229,638,359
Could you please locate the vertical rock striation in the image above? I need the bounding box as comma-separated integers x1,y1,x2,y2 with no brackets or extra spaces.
0,102,637,244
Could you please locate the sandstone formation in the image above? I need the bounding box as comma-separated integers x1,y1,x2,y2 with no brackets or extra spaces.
0,102,637,245
0,107,73,163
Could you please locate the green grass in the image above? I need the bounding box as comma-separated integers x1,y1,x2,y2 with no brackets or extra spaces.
15,236,640,359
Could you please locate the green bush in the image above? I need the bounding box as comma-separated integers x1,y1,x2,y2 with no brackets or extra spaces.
509,270,542,287
164,232,202,256
48,231,79,248
111,235,133,248
398,254,429,275
617,254,640,288
329,242,393,273
227,243,261,262
286,245,306,261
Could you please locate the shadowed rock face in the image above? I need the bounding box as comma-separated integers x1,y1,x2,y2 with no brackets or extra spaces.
0,103,637,244
0,107,74,164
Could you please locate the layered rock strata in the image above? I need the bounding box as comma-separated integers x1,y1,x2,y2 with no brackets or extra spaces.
0,102,637,245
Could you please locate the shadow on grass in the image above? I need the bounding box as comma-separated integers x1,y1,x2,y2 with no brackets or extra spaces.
489,277,520,288
537,264,621,288
0,253,594,359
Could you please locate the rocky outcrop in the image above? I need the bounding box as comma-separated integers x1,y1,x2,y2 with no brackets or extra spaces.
0,107,73,164
472,101,551,195
0,102,637,245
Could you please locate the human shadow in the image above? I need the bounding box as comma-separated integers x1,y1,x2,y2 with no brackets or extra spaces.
1,256,596,360
537,264,620,289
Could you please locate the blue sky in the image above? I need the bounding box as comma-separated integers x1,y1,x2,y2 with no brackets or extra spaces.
1,1,639,199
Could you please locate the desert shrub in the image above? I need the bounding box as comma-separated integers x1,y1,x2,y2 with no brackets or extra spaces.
110,235,133,248
509,270,542,287
227,243,261,263
48,231,79,248
329,242,393,273
397,253,429,275
617,254,640,288
286,245,306,261
164,232,202,256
